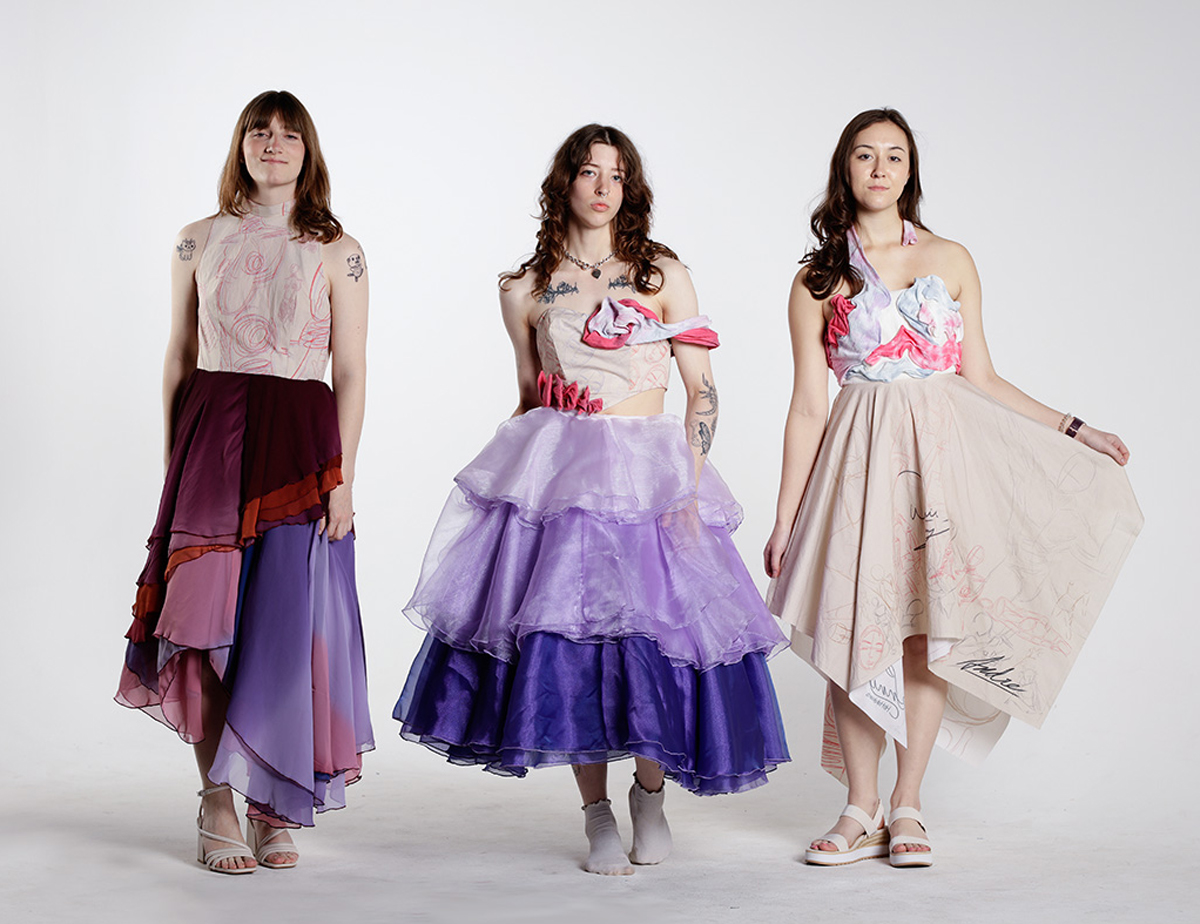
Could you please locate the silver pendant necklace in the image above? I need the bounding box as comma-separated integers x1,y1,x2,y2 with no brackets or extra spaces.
564,249,616,278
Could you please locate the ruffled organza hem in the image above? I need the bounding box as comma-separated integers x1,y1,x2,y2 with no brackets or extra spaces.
395,632,789,795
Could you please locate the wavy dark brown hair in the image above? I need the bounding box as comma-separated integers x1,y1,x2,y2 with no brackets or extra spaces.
500,124,677,298
217,90,342,243
802,108,926,300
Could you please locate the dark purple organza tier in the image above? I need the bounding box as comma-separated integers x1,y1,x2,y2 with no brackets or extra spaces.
396,408,789,792
117,370,374,827
396,632,789,794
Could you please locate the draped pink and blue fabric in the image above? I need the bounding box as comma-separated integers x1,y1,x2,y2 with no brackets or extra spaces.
395,299,789,793
116,204,373,827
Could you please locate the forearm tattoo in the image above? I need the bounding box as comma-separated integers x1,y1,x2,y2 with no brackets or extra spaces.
346,253,365,282
689,374,719,456
538,281,579,304
176,239,196,261
607,274,633,290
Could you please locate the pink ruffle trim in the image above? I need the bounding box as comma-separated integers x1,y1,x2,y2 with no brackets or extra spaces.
537,370,603,415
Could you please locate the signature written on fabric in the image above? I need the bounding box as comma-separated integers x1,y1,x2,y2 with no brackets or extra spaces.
957,656,1026,695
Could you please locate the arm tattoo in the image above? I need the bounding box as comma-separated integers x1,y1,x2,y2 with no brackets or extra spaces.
696,374,718,417
346,253,365,282
538,281,579,304
176,239,196,261
689,374,718,456
607,274,633,290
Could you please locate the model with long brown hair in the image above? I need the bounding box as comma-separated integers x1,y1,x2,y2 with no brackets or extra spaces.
117,90,373,873
396,124,789,875
764,108,1142,866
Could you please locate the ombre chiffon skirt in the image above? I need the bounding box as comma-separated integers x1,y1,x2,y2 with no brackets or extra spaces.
394,408,789,794
116,369,374,826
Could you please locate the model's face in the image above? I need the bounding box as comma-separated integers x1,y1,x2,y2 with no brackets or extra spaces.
242,115,306,197
848,121,910,213
568,143,625,230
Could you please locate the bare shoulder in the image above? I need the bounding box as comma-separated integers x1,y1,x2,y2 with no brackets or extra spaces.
323,231,365,262
173,217,212,266
919,229,975,273
499,270,537,327
653,255,691,289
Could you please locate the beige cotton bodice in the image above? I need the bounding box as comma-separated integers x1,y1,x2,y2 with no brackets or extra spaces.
196,201,331,380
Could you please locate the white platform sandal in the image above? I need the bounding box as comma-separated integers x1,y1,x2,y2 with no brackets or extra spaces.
804,802,888,866
887,806,933,868
245,818,300,869
196,785,256,874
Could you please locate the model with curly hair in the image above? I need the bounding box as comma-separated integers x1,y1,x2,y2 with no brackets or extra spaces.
396,124,789,875
117,90,373,874
764,109,1142,867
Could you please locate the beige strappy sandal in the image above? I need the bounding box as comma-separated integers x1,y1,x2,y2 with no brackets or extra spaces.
804,802,888,866
245,818,300,869
196,785,256,874
887,806,933,867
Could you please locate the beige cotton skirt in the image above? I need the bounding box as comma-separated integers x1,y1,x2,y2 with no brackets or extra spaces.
766,372,1143,781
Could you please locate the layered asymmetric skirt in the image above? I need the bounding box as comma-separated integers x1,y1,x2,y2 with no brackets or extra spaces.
395,408,790,794
766,373,1143,780
116,369,374,826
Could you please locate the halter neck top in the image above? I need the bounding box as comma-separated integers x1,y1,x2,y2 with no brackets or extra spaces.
536,297,719,413
196,200,331,381
824,220,962,385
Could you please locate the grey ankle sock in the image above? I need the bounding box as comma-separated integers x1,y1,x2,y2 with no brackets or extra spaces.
582,800,633,875
628,777,672,865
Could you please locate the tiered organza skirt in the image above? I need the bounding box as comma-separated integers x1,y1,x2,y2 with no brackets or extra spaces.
767,373,1143,779
395,408,790,794
116,369,374,826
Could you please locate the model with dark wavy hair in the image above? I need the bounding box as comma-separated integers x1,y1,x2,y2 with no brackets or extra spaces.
117,90,372,874
764,109,1141,867
397,125,789,875
500,124,677,299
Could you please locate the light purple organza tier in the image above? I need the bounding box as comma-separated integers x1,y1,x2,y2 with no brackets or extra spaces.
406,409,786,671
455,408,743,528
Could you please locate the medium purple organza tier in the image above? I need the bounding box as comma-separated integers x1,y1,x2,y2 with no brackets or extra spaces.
406,409,786,670
395,632,789,794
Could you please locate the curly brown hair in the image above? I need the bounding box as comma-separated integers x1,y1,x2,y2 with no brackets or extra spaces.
217,90,343,244
802,108,926,300
500,124,677,299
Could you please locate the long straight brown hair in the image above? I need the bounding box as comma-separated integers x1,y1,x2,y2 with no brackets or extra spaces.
500,124,677,299
802,108,926,300
217,90,342,243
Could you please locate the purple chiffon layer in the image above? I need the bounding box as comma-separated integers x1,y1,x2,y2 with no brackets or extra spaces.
406,408,787,670
395,632,789,794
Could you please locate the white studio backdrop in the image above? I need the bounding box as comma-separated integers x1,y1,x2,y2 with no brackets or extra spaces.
1,0,1194,844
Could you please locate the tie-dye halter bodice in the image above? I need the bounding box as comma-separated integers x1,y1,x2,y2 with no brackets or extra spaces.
197,200,331,381
536,297,719,414
824,221,963,385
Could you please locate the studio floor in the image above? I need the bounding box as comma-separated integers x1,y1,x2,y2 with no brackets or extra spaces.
2,738,1193,924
